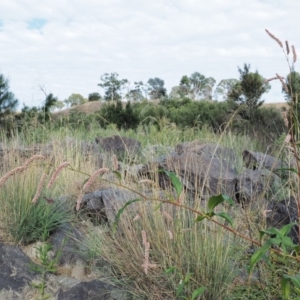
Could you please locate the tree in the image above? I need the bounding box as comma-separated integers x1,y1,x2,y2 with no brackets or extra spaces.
125,81,146,101
178,75,191,98
179,73,216,100
40,93,58,121
147,77,167,100
282,71,300,137
282,70,300,104
189,72,216,100
88,92,102,101
64,93,86,107
98,100,139,130
98,73,128,101
50,100,64,111
0,74,18,121
169,86,184,99
228,64,271,119
213,79,239,101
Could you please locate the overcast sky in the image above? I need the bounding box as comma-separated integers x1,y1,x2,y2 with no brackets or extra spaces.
0,0,298,108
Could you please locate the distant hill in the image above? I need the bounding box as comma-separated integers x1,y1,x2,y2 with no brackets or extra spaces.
263,102,288,110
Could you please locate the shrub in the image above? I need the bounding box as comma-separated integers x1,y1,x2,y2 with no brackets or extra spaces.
97,100,139,130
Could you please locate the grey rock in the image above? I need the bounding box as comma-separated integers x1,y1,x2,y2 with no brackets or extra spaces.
243,150,288,177
140,142,237,199
236,169,283,205
95,135,141,160
82,188,140,225
267,196,299,244
57,280,126,300
0,242,39,292
49,223,88,265
176,141,238,168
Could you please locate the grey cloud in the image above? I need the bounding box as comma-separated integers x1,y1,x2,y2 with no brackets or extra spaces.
0,0,298,105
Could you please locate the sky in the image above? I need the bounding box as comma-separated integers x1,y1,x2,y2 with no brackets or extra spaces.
0,0,299,108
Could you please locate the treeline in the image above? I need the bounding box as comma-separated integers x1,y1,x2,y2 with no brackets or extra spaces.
45,98,286,150
0,62,299,148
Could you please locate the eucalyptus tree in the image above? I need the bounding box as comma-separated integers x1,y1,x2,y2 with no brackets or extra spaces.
0,74,18,121
98,73,128,101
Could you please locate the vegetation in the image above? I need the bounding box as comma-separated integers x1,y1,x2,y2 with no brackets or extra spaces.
98,72,129,101
228,63,271,120
88,92,102,101
1,29,300,299
147,77,167,99
64,93,87,107
0,74,19,118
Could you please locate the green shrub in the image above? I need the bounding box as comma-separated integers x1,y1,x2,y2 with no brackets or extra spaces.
164,100,231,132
97,100,139,130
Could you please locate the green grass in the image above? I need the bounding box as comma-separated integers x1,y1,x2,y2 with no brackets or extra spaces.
0,119,296,299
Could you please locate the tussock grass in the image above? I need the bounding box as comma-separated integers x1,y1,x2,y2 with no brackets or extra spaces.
0,117,295,298
84,187,244,300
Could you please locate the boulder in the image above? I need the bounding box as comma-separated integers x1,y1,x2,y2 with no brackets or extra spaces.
140,142,238,199
95,136,141,160
49,223,88,265
242,150,288,178
0,242,39,292
176,141,238,168
266,196,299,244
57,280,128,300
81,188,141,225
236,169,283,205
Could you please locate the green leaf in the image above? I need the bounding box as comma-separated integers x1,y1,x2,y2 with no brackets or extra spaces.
216,212,233,226
263,227,279,236
282,236,297,248
279,223,297,237
276,167,298,175
248,242,271,273
164,267,177,274
113,199,142,233
183,272,193,283
269,237,283,246
207,194,234,212
113,171,122,182
222,194,235,205
194,215,208,223
283,274,300,289
281,276,291,300
164,170,183,198
192,286,206,300
176,281,185,297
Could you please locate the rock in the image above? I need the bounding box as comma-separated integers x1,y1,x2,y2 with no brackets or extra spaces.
242,150,288,178
176,141,238,168
236,169,283,205
0,242,39,292
54,275,81,290
266,196,299,244
140,142,237,199
71,260,86,280
57,280,128,300
49,223,88,265
81,188,140,225
95,136,141,160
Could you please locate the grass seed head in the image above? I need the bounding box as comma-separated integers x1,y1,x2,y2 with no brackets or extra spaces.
265,29,283,48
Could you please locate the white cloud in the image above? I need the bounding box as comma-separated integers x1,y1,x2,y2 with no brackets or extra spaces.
0,0,298,107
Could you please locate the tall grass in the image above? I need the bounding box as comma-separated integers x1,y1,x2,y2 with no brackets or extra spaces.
84,186,245,299
0,103,292,298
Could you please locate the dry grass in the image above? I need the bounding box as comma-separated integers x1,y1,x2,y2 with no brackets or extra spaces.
262,102,288,110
